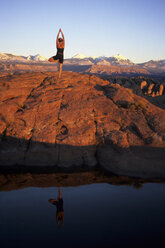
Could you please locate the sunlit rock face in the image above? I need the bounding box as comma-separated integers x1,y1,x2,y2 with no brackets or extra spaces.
141,80,165,97
0,71,165,178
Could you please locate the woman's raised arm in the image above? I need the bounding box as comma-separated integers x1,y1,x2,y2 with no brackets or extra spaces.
56,29,61,47
60,29,65,48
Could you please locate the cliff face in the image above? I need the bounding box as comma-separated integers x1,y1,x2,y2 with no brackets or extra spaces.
87,64,149,75
0,71,165,178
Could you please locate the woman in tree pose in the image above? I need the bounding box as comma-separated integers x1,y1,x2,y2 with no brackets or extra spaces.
49,28,65,78
49,187,64,228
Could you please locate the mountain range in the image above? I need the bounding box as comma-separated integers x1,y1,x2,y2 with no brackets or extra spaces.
0,52,47,62
1,52,165,74
65,54,165,73
65,53,134,66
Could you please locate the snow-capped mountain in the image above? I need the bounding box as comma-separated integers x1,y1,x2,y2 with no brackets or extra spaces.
97,60,111,65
106,54,134,66
27,54,47,61
139,59,165,73
65,53,134,66
1,51,165,74
0,52,26,61
112,54,128,61
72,54,98,60
0,52,9,60
72,54,87,59
141,59,165,68
0,52,48,62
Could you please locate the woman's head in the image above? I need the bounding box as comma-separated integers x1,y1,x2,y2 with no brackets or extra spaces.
58,38,63,43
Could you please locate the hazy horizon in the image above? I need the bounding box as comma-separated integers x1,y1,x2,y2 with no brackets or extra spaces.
1,51,165,64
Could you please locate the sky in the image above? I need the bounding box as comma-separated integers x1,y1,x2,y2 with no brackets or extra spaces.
0,0,165,63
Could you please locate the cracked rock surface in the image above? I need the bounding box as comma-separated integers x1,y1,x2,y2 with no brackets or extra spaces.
0,71,165,178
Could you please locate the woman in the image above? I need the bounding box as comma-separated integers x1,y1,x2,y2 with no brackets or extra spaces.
49,28,65,78
49,187,64,229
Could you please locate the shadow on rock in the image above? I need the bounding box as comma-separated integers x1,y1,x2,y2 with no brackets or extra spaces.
0,134,165,180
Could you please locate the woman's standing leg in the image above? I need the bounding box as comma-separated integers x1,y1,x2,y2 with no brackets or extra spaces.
58,187,62,199
58,62,62,78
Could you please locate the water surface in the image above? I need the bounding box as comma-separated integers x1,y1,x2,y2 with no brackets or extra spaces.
0,183,165,248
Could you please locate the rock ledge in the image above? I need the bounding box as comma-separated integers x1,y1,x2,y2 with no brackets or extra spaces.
0,72,165,178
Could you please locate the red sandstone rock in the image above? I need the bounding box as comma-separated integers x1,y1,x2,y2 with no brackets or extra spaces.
0,71,165,178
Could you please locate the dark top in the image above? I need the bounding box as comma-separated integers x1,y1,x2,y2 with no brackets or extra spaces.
57,48,64,55
53,198,64,213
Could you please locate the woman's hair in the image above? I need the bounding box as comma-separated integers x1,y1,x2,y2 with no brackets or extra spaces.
58,38,63,42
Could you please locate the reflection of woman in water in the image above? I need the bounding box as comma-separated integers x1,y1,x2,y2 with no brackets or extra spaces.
49,188,64,228
48,28,65,78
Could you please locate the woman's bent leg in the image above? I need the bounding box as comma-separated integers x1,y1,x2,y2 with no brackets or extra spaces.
48,56,58,62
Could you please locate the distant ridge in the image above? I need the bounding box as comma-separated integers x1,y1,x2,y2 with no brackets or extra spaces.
65,53,134,66
0,52,48,62
27,54,47,61
0,52,165,74
72,54,87,59
64,53,165,73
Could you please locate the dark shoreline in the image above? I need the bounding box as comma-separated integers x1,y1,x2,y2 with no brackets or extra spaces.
0,166,164,192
